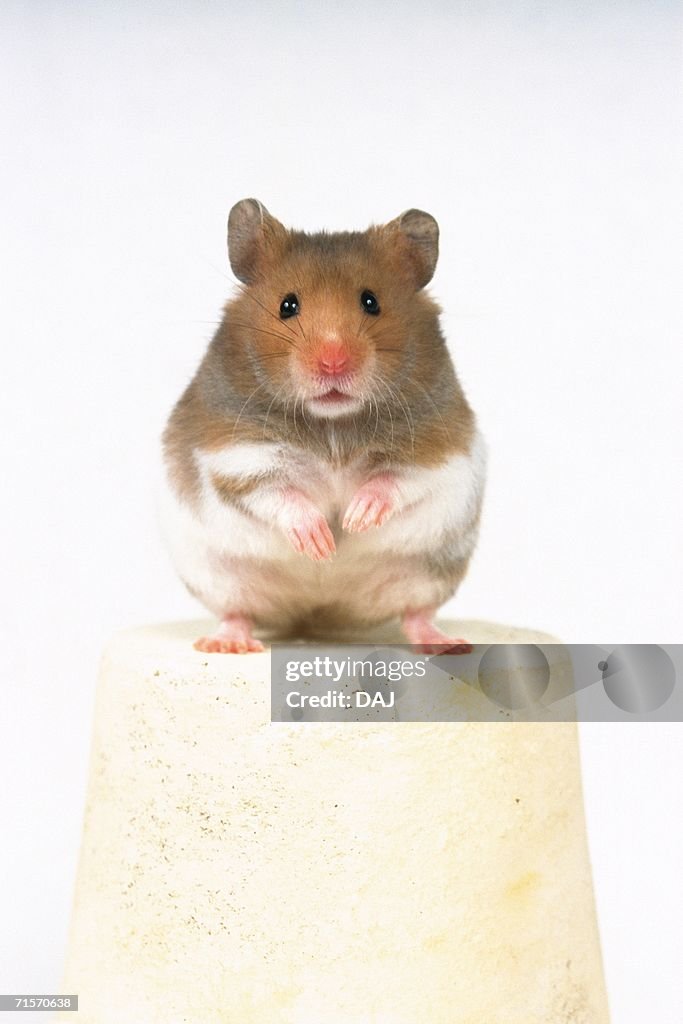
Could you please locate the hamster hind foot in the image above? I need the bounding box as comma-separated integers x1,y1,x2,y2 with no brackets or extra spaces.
194,614,265,654
402,608,472,655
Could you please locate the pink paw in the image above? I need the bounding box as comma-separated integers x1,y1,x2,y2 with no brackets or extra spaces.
194,635,265,654
286,513,336,561
402,610,472,656
414,639,473,656
194,615,265,654
343,475,398,533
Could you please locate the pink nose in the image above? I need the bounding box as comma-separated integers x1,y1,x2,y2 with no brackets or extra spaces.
318,343,350,377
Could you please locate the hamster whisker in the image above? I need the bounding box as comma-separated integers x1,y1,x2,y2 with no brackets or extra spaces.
294,309,309,345
299,391,312,430
241,289,300,339
361,393,375,434
373,378,396,455
230,380,271,441
395,392,416,457
201,258,232,283
369,393,381,445
373,394,382,445
381,393,397,456
294,392,307,444
409,379,453,441
262,383,287,439
376,375,413,456
283,395,294,436
362,394,373,427
229,321,300,349
366,323,403,339
289,272,311,344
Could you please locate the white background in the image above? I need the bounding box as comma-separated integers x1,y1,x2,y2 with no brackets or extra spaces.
1,1,681,1021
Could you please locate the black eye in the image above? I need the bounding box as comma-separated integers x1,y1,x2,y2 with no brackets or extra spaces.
280,293,299,319
361,290,380,315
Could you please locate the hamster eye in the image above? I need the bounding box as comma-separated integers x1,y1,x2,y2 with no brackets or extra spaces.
361,290,380,315
279,293,299,319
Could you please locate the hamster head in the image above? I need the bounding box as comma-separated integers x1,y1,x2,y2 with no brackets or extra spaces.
225,198,442,420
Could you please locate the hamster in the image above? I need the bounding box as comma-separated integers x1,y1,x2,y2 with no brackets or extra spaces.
159,198,486,653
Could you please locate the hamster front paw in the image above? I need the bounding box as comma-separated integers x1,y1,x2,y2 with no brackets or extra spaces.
286,517,336,561
276,488,336,561
343,475,398,533
281,492,336,561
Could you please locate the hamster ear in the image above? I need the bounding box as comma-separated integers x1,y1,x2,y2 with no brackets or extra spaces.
227,198,286,284
386,208,439,289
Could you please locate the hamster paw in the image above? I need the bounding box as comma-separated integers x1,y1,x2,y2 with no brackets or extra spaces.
194,614,265,654
402,609,472,655
343,476,398,533
286,514,336,561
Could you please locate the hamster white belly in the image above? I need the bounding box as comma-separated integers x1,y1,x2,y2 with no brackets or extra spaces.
158,431,486,634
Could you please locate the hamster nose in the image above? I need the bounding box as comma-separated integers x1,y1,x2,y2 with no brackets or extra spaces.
318,342,350,377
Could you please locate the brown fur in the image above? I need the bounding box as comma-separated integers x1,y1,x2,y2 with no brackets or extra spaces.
162,205,476,508
210,471,263,505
